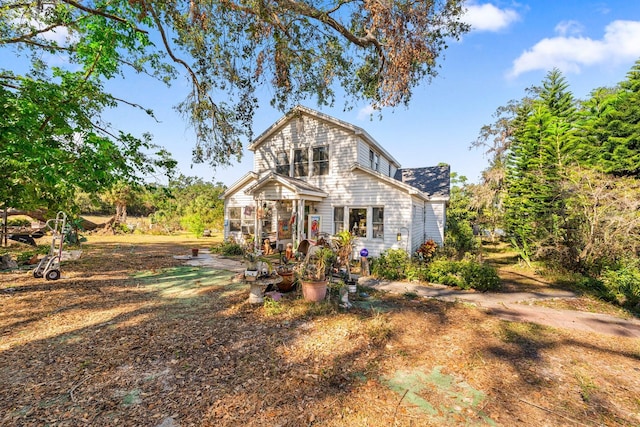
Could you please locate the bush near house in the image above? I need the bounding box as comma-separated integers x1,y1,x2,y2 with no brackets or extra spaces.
371,247,500,292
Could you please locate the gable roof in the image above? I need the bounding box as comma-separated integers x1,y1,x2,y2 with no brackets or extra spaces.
349,164,430,201
244,172,328,200
249,105,401,168
394,165,450,199
220,171,258,199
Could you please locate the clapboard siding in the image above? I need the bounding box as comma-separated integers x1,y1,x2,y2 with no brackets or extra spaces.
425,201,445,244
255,115,358,177
224,106,448,259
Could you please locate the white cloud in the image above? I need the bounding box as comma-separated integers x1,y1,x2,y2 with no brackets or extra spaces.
464,2,520,32
508,20,640,78
357,105,376,121
554,20,584,37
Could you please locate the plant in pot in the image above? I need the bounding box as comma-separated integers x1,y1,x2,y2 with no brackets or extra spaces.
334,230,357,293
243,249,273,281
296,247,336,302
276,257,296,292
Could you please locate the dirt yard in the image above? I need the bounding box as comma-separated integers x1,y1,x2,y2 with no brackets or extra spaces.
1,234,639,426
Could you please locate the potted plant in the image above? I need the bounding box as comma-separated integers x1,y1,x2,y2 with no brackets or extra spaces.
297,247,336,302
334,230,356,292
276,257,296,292
244,250,273,282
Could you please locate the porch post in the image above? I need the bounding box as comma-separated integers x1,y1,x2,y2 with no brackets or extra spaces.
297,199,305,244
254,198,260,251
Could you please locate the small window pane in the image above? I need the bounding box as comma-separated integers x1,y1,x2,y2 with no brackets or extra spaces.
229,207,241,232
349,208,367,238
334,207,344,233
312,146,329,176
276,151,290,175
294,149,308,177
372,207,384,239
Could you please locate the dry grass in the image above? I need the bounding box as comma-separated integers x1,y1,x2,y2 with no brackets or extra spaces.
1,234,639,426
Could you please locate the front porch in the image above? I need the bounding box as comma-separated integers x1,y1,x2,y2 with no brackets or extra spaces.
243,173,328,253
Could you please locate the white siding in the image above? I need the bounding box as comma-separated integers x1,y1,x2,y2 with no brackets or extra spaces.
254,115,358,178
425,201,445,244
410,199,425,254
227,108,448,259
314,169,413,258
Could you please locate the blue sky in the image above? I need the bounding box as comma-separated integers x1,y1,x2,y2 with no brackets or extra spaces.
165,0,640,186
7,1,640,186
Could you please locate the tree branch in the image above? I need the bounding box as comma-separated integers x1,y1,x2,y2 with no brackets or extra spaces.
59,0,149,35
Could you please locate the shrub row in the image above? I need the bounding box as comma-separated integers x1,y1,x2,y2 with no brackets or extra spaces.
371,249,501,292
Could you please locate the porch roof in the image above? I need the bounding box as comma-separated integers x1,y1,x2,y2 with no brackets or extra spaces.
244,172,328,201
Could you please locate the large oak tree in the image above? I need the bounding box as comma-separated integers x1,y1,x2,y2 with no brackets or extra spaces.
1,0,469,213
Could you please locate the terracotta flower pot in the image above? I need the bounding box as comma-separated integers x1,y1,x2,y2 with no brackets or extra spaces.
277,271,295,292
301,279,328,302
191,248,199,257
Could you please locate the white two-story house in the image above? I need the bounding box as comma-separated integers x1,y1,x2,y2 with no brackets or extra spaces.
222,105,449,258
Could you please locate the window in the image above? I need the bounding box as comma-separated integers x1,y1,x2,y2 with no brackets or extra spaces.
333,207,344,233
349,208,367,238
228,207,241,232
312,146,329,175
294,148,309,177
242,206,256,235
369,149,379,171
276,151,290,175
372,207,384,239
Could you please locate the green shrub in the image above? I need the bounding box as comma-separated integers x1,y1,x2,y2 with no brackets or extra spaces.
426,259,464,287
371,249,410,280
213,241,244,256
425,258,500,291
600,260,640,307
405,263,430,282
180,213,205,238
459,260,501,291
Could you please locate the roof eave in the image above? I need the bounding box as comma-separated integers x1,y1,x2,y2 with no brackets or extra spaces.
220,171,258,199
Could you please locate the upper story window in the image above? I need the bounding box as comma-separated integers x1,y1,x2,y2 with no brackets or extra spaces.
276,151,290,175
312,145,329,176
369,149,379,171
294,148,309,177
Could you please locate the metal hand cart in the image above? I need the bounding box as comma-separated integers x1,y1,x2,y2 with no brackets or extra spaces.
33,211,67,280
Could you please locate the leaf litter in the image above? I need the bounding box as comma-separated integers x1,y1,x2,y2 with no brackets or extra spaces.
0,235,639,426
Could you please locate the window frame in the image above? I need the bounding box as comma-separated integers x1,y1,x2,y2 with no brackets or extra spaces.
228,207,241,232
333,206,344,234
312,145,329,176
372,207,384,239
276,151,290,175
369,149,379,171
293,148,309,177
348,207,367,238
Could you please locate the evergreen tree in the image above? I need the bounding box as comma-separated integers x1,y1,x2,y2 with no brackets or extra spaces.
504,70,578,263
594,60,640,177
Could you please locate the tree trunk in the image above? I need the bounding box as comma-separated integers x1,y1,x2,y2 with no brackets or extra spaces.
5,208,112,231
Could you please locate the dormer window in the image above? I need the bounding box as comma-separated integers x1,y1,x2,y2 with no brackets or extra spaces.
276,151,290,175
369,149,379,171
312,145,329,176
